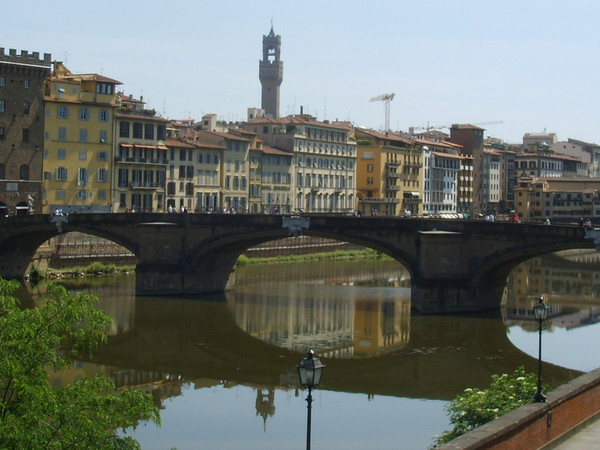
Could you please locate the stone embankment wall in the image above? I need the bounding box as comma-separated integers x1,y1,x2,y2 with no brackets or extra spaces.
39,233,357,268
439,367,600,449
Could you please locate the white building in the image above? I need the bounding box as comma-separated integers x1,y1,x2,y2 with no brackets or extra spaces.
247,114,357,213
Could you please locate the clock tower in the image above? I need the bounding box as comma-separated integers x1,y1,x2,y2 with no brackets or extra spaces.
259,24,283,118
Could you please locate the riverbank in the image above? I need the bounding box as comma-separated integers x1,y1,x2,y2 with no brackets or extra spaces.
27,261,135,281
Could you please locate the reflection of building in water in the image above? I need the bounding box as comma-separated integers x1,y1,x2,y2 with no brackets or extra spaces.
506,250,600,331
255,387,276,431
229,283,411,358
354,299,411,357
31,275,137,336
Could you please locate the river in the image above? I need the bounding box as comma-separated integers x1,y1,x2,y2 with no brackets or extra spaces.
28,250,600,449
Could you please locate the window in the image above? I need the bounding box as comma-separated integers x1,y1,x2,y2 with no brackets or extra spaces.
120,121,130,138
79,129,88,142
99,130,107,143
0,100,5,113
133,122,143,138
79,150,87,160
56,189,65,200
22,129,29,142
57,106,69,119
0,77,4,86
96,82,113,95
44,171,52,180
58,149,66,159
79,108,91,120
97,190,106,200
167,182,175,195
24,79,29,89
157,124,166,140
58,127,66,141
23,102,30,115
367,177,374,185
77,168,89,186
99,110,110,122
0,127,4,141
129,169,141,187
56,167,68,181
118,169,128,187
19,165,29,180
144,123,154,140
77,190,87,199
97,151,109,161
0,164,4,179
97,168,108,182
367,164,374,172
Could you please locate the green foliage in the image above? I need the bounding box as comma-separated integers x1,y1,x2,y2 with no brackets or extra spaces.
0,278,160,449
236,247,390,266
433,367,546,447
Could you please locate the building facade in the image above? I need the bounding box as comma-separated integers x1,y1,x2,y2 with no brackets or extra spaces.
42,62,120,213
449,124,485,215
248,115,357,214
355,129,422,216
514,177,600,222
113,94,168,212
0,48,51,215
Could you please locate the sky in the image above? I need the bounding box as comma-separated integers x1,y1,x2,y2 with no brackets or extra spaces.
4,0,600,144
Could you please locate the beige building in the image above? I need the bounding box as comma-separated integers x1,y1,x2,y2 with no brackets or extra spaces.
194,130,251,213
247,114,357,214
113,94,168,212
514,177,600,222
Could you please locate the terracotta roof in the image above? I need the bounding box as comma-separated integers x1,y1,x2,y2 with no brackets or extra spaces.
432,151,464,160
262,145,293,156
61,73,122,85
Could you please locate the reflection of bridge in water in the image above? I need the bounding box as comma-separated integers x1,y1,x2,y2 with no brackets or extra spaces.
88,294,580,401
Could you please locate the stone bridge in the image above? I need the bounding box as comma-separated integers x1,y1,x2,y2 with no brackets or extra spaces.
0,213,595,313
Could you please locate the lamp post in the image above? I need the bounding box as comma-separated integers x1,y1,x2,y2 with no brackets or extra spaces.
297,350,325,450
533,297,549,402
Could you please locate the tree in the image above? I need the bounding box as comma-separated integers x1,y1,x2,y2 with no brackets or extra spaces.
0,279,160,449
433,366,546,447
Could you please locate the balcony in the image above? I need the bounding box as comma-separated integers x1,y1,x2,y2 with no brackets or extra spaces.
129,182,165,190
361,197,401,204
115,156,168,165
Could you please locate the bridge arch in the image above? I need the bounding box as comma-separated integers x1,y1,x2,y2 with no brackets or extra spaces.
0,213,595,314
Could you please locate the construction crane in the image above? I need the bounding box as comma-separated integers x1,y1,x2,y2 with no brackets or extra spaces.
370,93,395,133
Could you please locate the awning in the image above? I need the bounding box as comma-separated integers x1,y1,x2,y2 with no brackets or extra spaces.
120,143,133,148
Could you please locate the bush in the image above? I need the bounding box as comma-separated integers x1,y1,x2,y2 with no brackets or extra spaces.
433,366,547,447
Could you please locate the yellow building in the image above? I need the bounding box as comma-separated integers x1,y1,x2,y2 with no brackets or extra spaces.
354,128,422,216
42,63,120,213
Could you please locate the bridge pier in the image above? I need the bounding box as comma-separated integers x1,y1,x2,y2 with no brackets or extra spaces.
411,279,506,314
410,230,508,314
135,263,235,296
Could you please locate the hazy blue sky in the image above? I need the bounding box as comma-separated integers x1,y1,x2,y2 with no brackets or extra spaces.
4,0,599,144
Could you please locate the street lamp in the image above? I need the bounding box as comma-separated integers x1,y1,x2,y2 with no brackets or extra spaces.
298,350,325,450
533,297,549,403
